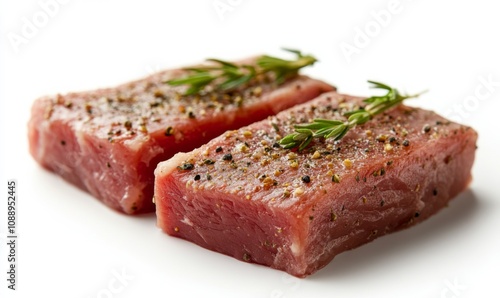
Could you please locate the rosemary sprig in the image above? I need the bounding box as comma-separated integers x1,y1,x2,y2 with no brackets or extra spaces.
279,81,427,150
166,48,317,95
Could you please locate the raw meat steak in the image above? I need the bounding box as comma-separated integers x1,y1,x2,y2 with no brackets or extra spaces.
28,60,334,214
154,91,477,277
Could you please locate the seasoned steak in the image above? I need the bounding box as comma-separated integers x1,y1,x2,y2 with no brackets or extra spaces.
154,91,477,277
28,61,334,214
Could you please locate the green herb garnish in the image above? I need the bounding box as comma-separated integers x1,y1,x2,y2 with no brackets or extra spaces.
279,81,427,151
166,48,317,96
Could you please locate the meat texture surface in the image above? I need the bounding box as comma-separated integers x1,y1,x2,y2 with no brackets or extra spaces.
154,91,477,277
28,60,333,214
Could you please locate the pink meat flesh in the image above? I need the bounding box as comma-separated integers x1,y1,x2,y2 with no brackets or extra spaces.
28,60,334,214
154,91,477,277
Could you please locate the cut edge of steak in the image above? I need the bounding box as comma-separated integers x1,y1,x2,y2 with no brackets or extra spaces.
154,91,478,277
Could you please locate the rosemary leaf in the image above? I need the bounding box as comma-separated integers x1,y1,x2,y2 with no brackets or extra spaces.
279,81,427,150
165,48,317,95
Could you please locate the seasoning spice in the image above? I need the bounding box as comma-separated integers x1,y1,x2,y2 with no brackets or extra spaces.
262,176,275,187
293,187,304,196
203,159,215,165
178,163,194,170
376,134,388,142
139,124,148,133
243,130,253,138
237,143,249,152
124,120,132,130
252,86,263,96
301,175,311,183
85,103,92,114
373,168,385,177
164,126,174,136
311,151,321,159
332,174,340,183
423,124,431,133
343,159,353,169
222,153,233,161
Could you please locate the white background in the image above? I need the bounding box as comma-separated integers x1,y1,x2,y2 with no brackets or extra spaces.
1,1,500,297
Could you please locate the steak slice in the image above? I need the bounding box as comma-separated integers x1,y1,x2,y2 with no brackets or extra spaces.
154,91,477,277
28,60,334,214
